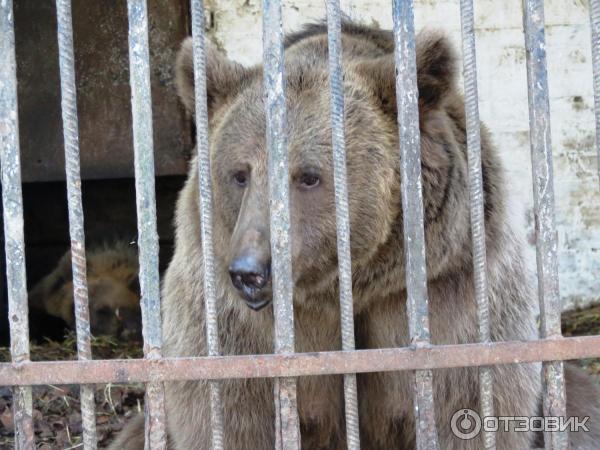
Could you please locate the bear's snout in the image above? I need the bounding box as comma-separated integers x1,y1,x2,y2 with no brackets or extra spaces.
229,254,272,311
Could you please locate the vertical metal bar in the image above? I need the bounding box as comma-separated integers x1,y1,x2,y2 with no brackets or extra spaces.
590,0,600,189
391,1,440,449
126,1,167,449
262,1,301,448
55,1,97,448
522,1,569,449
458,1,495,449
0,1,35,449
189,1,225,449
324,3,361,449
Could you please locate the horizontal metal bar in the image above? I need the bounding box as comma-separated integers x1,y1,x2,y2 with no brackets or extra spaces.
2,335,600,386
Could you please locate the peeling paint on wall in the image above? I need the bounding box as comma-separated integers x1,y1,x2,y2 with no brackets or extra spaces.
206,0,599,310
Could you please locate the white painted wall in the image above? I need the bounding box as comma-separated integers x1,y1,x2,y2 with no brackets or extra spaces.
206,0,599,310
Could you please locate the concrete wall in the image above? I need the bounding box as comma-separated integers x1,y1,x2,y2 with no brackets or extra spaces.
206,0,599,310
14,0,191,182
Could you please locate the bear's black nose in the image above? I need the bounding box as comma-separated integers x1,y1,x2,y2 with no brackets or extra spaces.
229,256,271,310
229,256,269,289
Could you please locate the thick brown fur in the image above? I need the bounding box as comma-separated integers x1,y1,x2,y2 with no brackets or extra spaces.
29,241,141,340
111,21,600,449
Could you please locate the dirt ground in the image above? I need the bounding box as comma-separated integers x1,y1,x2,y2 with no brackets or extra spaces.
0,335,144,449
1,305,599,449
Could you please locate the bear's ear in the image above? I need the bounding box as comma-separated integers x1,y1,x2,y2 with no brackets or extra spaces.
354,30,457,115
415,31,458,110
175,37,250,117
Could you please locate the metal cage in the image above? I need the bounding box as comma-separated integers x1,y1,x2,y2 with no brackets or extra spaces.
1,0,600,449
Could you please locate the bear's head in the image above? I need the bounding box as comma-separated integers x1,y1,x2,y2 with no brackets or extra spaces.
175,29,469,312
29,243,142,339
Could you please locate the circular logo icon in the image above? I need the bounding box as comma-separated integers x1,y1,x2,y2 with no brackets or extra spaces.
451,408,482,440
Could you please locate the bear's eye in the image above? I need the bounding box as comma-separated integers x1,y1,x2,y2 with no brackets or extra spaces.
233,171,248,187
299,173,320,189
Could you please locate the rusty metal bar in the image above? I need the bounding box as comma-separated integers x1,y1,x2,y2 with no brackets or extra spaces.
458,1,495,448
190,1,225,448
391,0,439,449
55,1,97,448
262,1,301,448
0,1,35,448
325,2,361,449
590,0,600,188
522,0,568,449
3,335,600,386
126,1,167,449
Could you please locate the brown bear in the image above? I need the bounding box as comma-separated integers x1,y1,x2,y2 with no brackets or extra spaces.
29,241,141,340
110,21,600,449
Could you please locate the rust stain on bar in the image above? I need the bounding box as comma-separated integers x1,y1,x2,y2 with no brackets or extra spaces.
3,336,600,386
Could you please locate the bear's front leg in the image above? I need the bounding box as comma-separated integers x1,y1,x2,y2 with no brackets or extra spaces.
166,377,275,450
298,374,346,449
